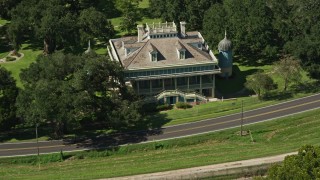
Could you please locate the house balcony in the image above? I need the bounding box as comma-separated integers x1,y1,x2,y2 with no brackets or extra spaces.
137,83,214,96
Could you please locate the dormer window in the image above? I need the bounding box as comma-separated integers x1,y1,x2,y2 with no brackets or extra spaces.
148,43,158,62
176,41,186,60
151,52,158,62
179,50,185,59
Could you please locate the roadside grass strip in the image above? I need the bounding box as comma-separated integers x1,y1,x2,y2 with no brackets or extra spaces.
1,109,320,179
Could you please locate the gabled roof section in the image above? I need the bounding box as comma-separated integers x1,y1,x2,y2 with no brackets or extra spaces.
109,31,217,70
148,43,158,53
175,41,185,51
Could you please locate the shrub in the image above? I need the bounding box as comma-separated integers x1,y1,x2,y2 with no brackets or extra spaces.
5,56,16,62
156,104,173,111
175,102,192,109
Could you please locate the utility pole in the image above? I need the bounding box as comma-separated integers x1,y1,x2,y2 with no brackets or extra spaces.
36,123,40,170
241,100,244,136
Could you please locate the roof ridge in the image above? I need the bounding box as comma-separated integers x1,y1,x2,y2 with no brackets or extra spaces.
175,40,186,50
124,40,149,68
185,42,212,60
148,43,158,52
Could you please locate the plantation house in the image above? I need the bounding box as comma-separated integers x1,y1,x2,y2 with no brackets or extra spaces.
108,22,221,104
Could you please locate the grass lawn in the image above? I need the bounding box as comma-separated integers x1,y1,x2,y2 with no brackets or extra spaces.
138,0,150,8
151,60,318,127
1,108,320,179
1,44,42,88
110,0,161,36
0,51,9,59
150,90,317,127
0,18,9,26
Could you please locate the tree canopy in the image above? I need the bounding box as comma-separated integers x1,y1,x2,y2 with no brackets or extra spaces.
274,55,302,91
7,0,115,54
245,71,276,99
116,0,142,34
16,52,142,139
0,66,19,130
149,0,221,31
0,0,22,19
203,0,275,56
267,145,320,179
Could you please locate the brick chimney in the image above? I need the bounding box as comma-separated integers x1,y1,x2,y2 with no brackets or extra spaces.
180,21,186,38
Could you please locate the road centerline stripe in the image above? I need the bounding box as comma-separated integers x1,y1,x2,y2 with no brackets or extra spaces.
163,99,320,135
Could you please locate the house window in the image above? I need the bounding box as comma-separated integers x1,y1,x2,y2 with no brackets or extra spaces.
179,51,185,59
151,53,157,62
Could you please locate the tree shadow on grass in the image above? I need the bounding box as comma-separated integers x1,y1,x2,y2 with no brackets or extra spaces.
236,52,276,67
262,81,320,101
64,113,171,150
263,91,293,101
0,126,49,142
20,39,43,51
291,81,320,94
216,65,259,98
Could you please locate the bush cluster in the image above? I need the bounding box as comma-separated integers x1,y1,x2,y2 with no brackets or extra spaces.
156,104,173,111
5,56,16,62
175,102,192,109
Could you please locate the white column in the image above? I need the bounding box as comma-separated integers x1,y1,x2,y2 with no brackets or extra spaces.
212,74,215,97
174,78,177,90
187,77,190,92
200,75,202,94
162,79,165,90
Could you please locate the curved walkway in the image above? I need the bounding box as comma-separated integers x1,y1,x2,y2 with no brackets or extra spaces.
0,51,24,63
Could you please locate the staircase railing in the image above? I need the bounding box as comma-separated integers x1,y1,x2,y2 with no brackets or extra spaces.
155,89,208,102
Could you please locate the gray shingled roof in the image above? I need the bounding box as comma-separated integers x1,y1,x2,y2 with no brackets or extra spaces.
111,33,217,70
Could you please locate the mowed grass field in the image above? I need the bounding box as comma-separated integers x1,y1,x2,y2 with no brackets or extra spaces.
1,108,320,179
1,44,42,87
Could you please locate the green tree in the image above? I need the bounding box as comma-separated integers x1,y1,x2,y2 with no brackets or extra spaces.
202,3,228,48
270,0,320,64
6,18,24,55
0,0,22,19
78,7,115,45
0,66,19,130
274,55,302,91
17,53,85,138
306,63,320,81
149,0,221,31
245,71,276,99
185,0,220,30
8,0,114,54
227,0,274,55
117,0,141,34
267,145,320,179
203,0,276,58
16,52,142,138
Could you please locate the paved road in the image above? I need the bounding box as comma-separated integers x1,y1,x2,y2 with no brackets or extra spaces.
1,93,320,157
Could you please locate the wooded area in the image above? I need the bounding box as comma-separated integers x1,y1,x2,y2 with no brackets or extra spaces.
1,0,320,137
